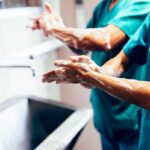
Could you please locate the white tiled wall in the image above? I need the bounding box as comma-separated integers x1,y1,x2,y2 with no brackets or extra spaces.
0,1,102,149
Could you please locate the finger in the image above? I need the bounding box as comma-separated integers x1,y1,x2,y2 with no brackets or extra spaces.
55,60,90,73
43,67,69,83
28,18,41,30
78,56,93,64
42,67,74,83
55,60,78,69
44,2,59,16
56,80,62,84
42,76,53,82
44,2,52,13
44,2,63,24
56,79,79,84
68,55,93,64
42,75,56,82
89,64,101,72
42,75,61,82
55,60,86,72
54,60,72,66
42,77,53,83
43,67,70,78
43,71,58,82
56,80,72,84
45,78,56,83
68,56,100,72
29,16,42,29
43,69,56,77
68,56,80,62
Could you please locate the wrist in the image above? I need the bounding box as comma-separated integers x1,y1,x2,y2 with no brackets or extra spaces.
50,26,67,39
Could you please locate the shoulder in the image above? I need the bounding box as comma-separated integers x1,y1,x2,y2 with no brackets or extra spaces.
93,0,107,15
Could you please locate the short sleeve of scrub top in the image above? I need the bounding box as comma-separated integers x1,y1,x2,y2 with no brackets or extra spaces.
123,14,150,65
108,0,150,38
123,14,150,150
85,0,150,142
86,0,107,28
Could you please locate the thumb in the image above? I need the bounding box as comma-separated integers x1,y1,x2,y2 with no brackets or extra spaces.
44,2,52,13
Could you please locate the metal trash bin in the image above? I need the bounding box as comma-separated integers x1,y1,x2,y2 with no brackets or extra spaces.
0,96,92,150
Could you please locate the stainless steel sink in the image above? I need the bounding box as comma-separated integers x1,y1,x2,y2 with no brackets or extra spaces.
0,96,92,150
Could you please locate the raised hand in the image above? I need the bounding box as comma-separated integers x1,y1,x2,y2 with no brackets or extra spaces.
29,2,65,37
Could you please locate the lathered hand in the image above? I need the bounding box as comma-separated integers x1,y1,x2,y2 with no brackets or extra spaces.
42,58,95,88
29,2,65,37
56,55,102,73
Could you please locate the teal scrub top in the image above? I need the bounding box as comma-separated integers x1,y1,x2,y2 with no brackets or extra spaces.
123,14,150,150
87,0,150,142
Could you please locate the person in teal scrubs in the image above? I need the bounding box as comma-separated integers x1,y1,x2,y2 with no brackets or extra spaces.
122,14,150,150
85,1,150,149
42,13,150,150
30,1,150,149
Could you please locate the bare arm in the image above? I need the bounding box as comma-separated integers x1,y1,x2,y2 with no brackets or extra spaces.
84,70,150,109
50,24,127,51
52,53,150,109
31,3,127,52
100,51,131,77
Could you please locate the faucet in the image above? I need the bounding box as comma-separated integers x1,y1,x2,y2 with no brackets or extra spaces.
0,55,36,77
0,39,64,77
0,65,36,77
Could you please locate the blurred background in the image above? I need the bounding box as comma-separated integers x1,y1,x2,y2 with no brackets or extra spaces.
0,0,101,149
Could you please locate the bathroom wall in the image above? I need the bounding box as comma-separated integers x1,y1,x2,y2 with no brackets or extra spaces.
0,7,61,102
0,1,102,149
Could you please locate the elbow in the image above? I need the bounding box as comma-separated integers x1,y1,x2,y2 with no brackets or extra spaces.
97,30,112,52
132,94,150,110
95,42,113,52
103,43,112,52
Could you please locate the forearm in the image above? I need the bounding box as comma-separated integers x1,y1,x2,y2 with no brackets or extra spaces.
100,51,131,77
50,24,127,52
50,27,109,51
85,71,150,109
32,2,127,52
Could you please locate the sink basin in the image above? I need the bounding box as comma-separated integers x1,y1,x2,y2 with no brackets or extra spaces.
0,96,92,150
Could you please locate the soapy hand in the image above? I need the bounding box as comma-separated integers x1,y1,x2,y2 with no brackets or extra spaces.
42,67,80,83
42,66,94,88
29,2,65,37
66,55,101,73
42,56,102,88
